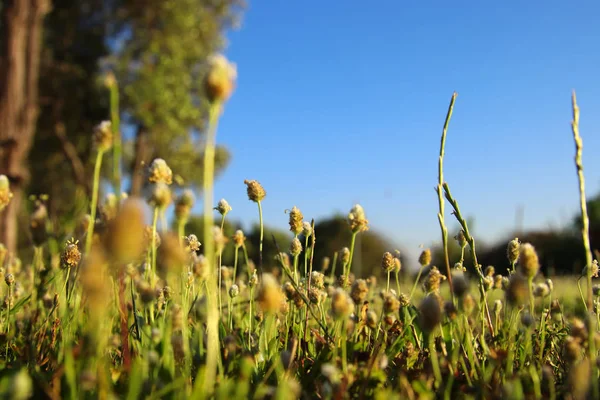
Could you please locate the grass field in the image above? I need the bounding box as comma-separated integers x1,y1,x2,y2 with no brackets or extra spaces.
0,55,599,400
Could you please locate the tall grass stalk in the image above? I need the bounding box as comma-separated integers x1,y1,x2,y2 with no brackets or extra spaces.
108,73,122,198
194,102,222,397
85,149,105,255
570,91,598,397
436,92,457,300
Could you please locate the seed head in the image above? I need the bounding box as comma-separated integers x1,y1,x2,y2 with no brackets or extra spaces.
29,200,49,246
321,256,331,272
156,233,187,279
287,206,304,235
256,273,284,314
366,311,378,329
520,312,534,328
243,179,266,202
308,287,324,305
350,279,369,304
484,265,495,277
482,276,494,292
184,234,201,252
105,198,147,264
564,336,582,363
4,273,14,286
461,293,476,315
381,251,395,273
533,282,551,298
507,238,520,265
418,248,432,267
290,237,302,257
347,204,369,233
505,272,528,306
149,183,172,209
192,254,208,280
311,271,325,289
80,246,110,311
302,221,313,237
174,190,195,221
423,266,446,293
518,243,540,278
451,271,469,297
215,198,232,216
493,299,503,315
232,229,246,248
330,288,354,320
93,121,113,151
455,230,467,248
398,293,410,307
339,247,350,264
454,262,466,272
204,53,237,103
494,274,503,289
248,270,258,288
148,158,173,185
60,238,81,269
144,226,161,247
0,175,13,211
394,256,402,273
382,292,400,315
583,260,599,278
419,294,442,333
229,284,239,299
444,301,458,320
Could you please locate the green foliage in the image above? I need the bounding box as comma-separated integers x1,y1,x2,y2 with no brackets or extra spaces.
113,0,243,190
309,214,405,279
26,0,110,242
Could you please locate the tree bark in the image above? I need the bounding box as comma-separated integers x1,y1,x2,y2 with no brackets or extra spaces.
129,125,150,197
0,0,51,252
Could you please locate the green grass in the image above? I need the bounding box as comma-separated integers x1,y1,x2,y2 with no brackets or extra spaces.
0,57,598,400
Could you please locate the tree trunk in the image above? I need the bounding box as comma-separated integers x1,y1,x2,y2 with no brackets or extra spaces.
0,0,51,252
129,125,150,197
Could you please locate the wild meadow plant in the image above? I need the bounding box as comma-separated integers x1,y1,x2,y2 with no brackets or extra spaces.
0,56,599,400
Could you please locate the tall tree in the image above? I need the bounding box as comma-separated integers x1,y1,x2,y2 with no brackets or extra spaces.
27,0,110,240
111,0,244,196
0,0,51,252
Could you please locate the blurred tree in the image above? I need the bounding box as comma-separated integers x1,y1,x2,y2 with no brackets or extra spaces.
308,214,404,280
478,230,585,276
572,193,600,253
1,0,244,253
182,214,290,277
0,0,51,252
27,0,110,243
110,0,244,196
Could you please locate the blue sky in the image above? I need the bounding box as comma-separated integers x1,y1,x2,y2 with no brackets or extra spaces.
188,1,600,267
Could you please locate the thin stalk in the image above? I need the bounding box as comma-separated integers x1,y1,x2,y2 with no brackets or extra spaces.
436,92,457,299
193,102,222,397
528,276,535,317
109,75,122,197
151,207,159,283
570,91,597,398
429,333,442,389
386,270,390,293
258,201,264,276
233,246,239,282
409,266,425,302
85,150,105,254
304,235,309,277
443,182,494,336
330,252,338,281
346,233,357,277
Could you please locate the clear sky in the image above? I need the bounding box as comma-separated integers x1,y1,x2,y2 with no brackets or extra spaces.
192,1,600,267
